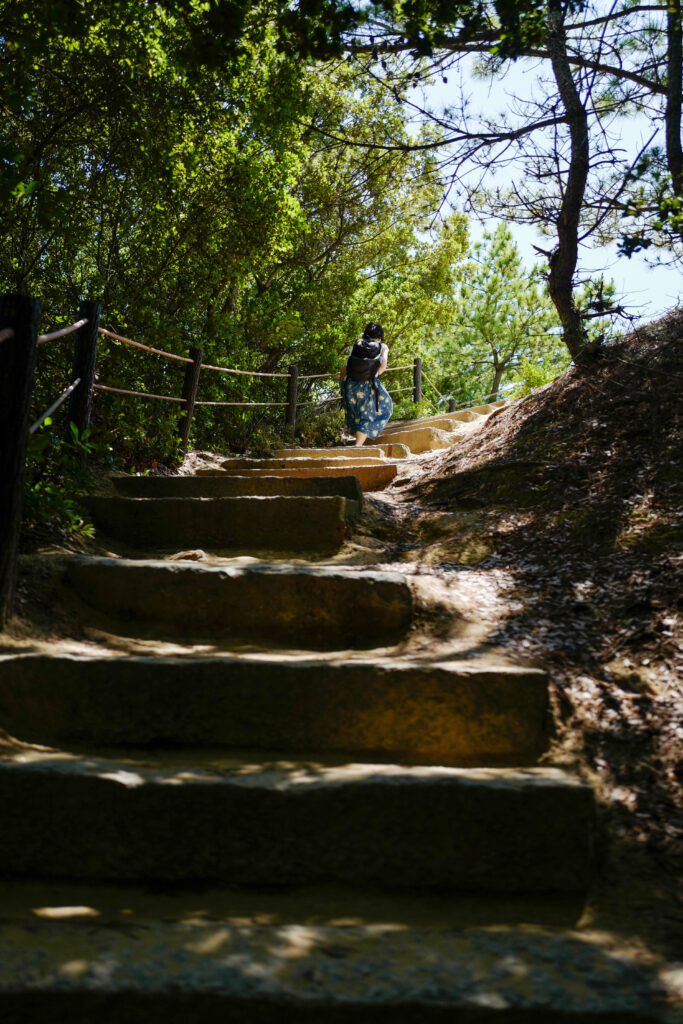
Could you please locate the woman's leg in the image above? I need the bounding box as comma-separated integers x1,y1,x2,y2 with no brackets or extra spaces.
354,431,367,447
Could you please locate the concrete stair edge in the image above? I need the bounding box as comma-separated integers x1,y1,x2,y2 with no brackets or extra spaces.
0,883,664,1023
0,754,595,892
0,653,549,763
64,556,414,649
83,494,357,552
111,473,365,504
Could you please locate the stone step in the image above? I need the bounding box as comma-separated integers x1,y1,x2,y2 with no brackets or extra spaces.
272,446,388,459
274,443,411,459
198,463,398,491
0,880,663,1023
377,425,463,454
84,495,355,552
387,404,503,429
469,402,500,414
220,456,387,470
0,752,594,891
111,474,364,505
354,441,411,459
0,654,548,764
383,411,480,431
65,557,413,648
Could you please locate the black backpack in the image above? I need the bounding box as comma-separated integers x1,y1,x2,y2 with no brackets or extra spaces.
346,339,382,382
343,339,383,410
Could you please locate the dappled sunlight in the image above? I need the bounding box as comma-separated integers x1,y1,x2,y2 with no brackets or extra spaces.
18,879,674,1008
98,769,145,788
58,960,90,978
4,745,570,786
33,905,100,920
0,896,669,1014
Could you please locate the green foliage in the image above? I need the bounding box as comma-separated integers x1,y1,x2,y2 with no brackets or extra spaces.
617,149,683,257
389,396,438,420
23,420,98,537
4,14,469,464
427,225,568,403
271,1,569,59
574,278,624,347
510,355,564,397
296,405,347,448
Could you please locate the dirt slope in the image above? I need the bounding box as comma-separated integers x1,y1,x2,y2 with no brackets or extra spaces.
401,309,682,956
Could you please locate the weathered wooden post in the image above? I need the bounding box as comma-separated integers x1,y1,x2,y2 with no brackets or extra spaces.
285,364,298,436
448,398,456,413
67,299,100,439
179,347,203,456
413,357,423,405
0,293,41,628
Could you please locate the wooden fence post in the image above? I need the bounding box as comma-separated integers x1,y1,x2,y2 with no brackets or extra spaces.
0,293,41,628
179,346,203,456
448,398,456,413
67,299,100,438
413,357,423,405
285,364,298,436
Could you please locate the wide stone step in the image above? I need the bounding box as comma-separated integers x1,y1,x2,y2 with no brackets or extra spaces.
272,446,388,459
383,412,479,431
111,473,364,504
0,752,594,891
65,557,413,648
199,463,398,491
0,881,663,1023
377,425,463,454
0,654,548,764
387,405,501,430
84,495,354,552
348,441,411,459
274,443,411,459
220,456,387,470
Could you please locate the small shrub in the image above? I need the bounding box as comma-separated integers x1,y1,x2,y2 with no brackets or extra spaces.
510,356,567,397
390,397,438,421
296,404,346,448
22,419,99,538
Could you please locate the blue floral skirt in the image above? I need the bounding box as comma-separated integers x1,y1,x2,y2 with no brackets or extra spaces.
342,378,393,440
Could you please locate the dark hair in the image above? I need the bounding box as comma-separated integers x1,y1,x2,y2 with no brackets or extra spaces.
363,321,384,341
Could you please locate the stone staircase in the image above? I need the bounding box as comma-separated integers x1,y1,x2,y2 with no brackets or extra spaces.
0,410,666,1021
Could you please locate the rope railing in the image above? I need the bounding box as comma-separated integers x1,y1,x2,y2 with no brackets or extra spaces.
421,368,445,401
1,285,513,632
14,303,434,461
444,390,504,411
91,325,423,445
37,318,88,344
98,327,193,364
94,384,186,403
195,400,289,407
297,362,413,381
29,378,81,434
96,323,419,393
201,361,290,378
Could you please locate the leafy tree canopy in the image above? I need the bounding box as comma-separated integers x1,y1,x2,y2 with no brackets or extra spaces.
1,3,471,457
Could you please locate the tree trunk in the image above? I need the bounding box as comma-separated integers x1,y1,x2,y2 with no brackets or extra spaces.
545,0,590,364
490,364,505,396
667,0,682,195
489,348,504,395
